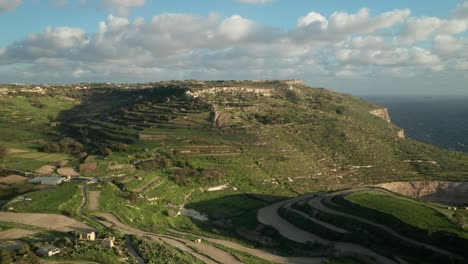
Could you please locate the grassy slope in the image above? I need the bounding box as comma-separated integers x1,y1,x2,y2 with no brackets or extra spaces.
346,191,468,238
1,82,468,262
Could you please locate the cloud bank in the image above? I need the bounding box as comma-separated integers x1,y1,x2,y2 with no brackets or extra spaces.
0,2,467,94
0,0,22,13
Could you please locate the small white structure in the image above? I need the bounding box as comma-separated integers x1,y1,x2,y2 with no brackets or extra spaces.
36,247,60,257
207,184,229,192
28,176,66,185
180,208,208,221
100,237,115,248
79,231,96,241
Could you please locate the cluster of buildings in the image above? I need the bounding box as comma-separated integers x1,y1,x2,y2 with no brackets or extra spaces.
35,230,115,258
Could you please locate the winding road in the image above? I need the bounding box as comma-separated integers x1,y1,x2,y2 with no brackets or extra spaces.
258,192,397,264
258,187,465,264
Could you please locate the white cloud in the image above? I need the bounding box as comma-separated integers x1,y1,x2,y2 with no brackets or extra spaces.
0,0,22,13
395,16,468,44
101,0,146,16
293,8,410,42
452,1,468,19
297,12,327,28
219,15,257,42
0,4,467,95
433,35,468,57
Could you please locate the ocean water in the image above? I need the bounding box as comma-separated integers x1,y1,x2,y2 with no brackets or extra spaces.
363,96,468,153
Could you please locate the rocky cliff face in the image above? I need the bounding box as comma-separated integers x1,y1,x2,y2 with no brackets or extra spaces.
284,80,304,85
377,181,468,205
369,108,391,123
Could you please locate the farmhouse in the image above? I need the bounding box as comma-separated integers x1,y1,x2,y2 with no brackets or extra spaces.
28,176,66,185
36,246,60,257
78,231,96,241
100,237,115,248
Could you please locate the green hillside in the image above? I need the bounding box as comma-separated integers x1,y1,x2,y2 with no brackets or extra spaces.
1,81,468,263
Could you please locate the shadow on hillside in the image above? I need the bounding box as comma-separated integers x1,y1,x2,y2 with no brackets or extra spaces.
53,85,192,151
185,193,290,248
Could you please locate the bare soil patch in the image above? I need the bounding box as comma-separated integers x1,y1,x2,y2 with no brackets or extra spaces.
57,167,79,176
87,191,101,211
35,165,57,174
6,148,28,154
0,228,37,249
0,212,94,233
80,162,98,173
0,175,28,185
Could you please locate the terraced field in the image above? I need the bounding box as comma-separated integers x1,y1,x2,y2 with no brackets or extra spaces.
258,188,468,264
2,81,468,263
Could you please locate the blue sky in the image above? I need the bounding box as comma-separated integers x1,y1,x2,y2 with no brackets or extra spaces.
0,0,467,95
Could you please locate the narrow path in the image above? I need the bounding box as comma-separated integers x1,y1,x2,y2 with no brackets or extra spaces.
93,213,239,264
131,176,160,193
78,187,146,263
125,236,145,264
158,236,217,264
169,229,327,264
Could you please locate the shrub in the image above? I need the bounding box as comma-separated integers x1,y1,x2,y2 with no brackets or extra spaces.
0,146,7,159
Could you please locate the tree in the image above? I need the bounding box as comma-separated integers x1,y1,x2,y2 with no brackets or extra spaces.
0,250,13,264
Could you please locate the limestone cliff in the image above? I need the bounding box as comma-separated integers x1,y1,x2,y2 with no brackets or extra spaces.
369,108,391,123
377,181,468,205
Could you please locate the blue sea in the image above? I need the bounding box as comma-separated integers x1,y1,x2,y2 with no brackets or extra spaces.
364,96,468,153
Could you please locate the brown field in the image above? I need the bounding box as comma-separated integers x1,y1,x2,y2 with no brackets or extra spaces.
87,191,101,211
6,148,28,154
0,212,94,233
79,162,98,173
57,167,79,176
35,165,57,174
0,228,38,249
0,175,28,185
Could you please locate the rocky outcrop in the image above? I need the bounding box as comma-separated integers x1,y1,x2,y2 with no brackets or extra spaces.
369,108,391,123
398,129,405,139
377,181,468,205
284,80,304,85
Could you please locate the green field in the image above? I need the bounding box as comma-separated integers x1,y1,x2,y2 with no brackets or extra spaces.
346,191,468,238
12,183,82,215
1,81,468,263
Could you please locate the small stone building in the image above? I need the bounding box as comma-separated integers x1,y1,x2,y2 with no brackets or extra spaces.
79,231,96,241
36,247,60,257
100,237,115,248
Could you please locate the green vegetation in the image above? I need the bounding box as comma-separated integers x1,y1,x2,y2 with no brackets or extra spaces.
0,147,6,160
12,183,81,216
131,236,203,264
1,81,468,262
346,191,467,237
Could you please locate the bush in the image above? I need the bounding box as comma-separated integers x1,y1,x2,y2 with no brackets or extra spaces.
0,146,7,159
40,138,83,154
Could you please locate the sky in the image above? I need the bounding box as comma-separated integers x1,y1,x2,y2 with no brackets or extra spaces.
0,0,467,95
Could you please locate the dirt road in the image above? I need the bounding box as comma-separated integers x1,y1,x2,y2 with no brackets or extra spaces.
169,229,328,264
257,193,397,264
